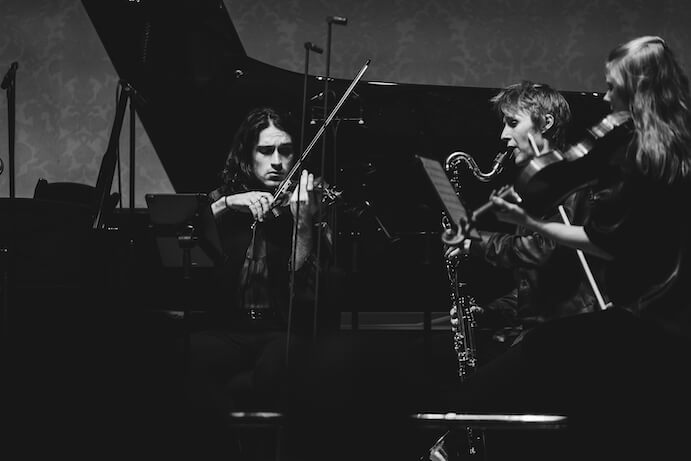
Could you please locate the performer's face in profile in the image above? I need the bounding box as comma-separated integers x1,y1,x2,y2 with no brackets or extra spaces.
604,71,627,113
253,122,294,190
500,109,549,166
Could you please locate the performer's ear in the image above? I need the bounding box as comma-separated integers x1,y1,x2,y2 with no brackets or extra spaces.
542,114,554,133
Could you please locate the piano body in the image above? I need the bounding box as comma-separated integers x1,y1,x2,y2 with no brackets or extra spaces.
2,1,611,336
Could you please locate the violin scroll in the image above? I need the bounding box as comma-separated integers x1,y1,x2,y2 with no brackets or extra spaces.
272,177,343,209
314,179,343,206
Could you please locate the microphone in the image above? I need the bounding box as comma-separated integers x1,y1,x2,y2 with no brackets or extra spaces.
327,16,348,25
1,62,18,90
304,42,323,54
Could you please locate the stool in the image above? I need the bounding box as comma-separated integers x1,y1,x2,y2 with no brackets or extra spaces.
411,412,567,430
229,411,284,461
411,413,568,460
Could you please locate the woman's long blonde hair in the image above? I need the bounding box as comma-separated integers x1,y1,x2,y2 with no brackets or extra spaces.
606,36,691,184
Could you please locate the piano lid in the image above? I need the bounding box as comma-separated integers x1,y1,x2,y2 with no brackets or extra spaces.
82,0,610,232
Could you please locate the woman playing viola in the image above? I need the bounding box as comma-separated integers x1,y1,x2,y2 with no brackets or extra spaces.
491,36,691,323
445,36,691,460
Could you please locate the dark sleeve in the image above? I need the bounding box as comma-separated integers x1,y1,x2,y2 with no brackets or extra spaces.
583,176,689,308
287,222,333,295
581,137,636,258
472,193,581,270
209,187,223,202
479,288,519,328
285,222,336,333
582,179,640,260
473,227,557,269
291,255,319,306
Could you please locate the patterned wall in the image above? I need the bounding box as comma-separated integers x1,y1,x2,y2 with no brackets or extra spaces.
1,0,690,205
225,0,691,90
0,0,171,204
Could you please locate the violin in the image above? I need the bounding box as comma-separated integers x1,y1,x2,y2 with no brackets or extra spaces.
442,111,633,245
268,176,342,216
251,59,369,225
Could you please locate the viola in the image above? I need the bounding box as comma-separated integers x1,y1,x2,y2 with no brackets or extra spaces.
517,111,633,213
485,112,632,213
442,111,633,245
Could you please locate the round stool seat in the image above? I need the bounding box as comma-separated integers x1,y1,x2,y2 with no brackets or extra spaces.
411,412,568,430
229,411,284,428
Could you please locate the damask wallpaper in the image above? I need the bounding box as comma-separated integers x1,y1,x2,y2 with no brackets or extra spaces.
225,0,691,91
0,0,690,205
0,0,170,205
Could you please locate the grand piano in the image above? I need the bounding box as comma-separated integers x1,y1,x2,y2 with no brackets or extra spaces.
4,1,610,334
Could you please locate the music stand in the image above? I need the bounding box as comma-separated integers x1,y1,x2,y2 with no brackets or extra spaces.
416,155,480,241
145,193,224,373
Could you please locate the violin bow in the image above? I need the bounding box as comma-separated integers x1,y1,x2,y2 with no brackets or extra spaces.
557,205,612,311
272,58,371,203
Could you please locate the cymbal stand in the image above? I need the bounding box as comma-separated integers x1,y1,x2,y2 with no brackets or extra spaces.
2,61,17,198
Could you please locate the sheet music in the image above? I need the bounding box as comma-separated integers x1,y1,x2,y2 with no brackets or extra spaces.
417,156,469,230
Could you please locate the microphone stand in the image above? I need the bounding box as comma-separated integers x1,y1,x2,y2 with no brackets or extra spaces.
271,58,368,353
123,80,139,322
0,61,17,351
2,62,18,198
313,15,347,340
301,42,323,156
128,83,136,211
286,41,324,357
319,21,333,184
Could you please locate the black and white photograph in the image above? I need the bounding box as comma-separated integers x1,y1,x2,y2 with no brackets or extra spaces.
1,1,690,459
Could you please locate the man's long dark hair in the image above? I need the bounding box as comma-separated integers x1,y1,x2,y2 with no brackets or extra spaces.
220,107,298,192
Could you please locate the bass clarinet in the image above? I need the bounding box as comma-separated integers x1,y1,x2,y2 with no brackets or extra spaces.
424,149,510,461
442,149,509,379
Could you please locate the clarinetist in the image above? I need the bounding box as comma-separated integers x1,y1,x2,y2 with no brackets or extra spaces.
443,81,601,360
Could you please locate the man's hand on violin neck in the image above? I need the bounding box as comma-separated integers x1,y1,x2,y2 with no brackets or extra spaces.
290,169,319,224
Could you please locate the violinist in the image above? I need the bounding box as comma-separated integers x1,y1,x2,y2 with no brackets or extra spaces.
444,37,691,460
183,107,331,454
445,81,599,353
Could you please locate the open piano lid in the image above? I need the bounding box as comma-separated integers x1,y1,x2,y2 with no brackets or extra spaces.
81,0,610,233
81,0,306,195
